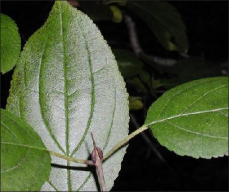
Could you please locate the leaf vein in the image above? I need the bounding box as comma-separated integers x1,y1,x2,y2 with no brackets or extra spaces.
156,79,217,120
59,6,71,191
1,149,30,173
166,121,227,140
38,40,66,154
180,85,226,114
70,16,96,157
146,107,229,128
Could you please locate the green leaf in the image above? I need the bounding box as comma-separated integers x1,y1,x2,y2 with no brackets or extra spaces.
113,49,143,78
7,1,129,191
127,1,188,53
1,109,51,191
129,96,143,110
139,70,150,84
1,14,21,74
162,57,222,88
79,1,113,21
127,77,147,93
145,77,228,159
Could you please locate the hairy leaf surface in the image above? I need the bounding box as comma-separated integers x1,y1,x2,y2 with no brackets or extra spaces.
1,109,51,191
1,14,21,74
7,1,129,191
145,77,228,158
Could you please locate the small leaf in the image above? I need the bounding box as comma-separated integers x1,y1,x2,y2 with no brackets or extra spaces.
127,77,147,93
139,70,150,84
145,77,228,159
129,96,143,110
113,49,143,78
127,1,188,53
1,14,21,74
109,5,123,23
7,1,129,191
1,109,51,191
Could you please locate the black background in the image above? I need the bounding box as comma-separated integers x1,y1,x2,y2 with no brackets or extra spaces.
1,1,228,191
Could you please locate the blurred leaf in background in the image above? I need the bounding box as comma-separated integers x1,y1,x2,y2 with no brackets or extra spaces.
129,96,143,110
79,1,113,21
162,57,222,88
113,49,143,79
127,1,188,53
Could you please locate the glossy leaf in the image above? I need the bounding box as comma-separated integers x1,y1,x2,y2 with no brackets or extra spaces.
1,109,51,191
113,49,143,79
7,1,129,191
127,1,188,53
1,14,21,74
145,77,228,159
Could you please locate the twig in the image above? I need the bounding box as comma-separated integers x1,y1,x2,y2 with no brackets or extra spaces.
130,114,180,179
103,125,149,160
124,14,142,55
124,13,177,67
130,114,167,163
91,133,107,191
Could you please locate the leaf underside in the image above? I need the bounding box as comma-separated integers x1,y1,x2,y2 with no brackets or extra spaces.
145,77,228,159
7,1,129,191
1,109,51,191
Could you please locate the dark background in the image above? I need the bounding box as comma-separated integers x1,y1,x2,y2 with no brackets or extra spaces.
1,1,228,191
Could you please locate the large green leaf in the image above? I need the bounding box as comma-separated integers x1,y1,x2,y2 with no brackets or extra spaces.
145,77,228,159
1,13,21,74
7,1,129,191
113,49,143,79
127,1,188,53
1,109,51,191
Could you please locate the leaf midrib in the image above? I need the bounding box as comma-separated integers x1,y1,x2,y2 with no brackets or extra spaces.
156,79,220,120
69,13,96,158
145,107,228,140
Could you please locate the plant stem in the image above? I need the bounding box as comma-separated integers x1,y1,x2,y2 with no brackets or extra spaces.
103,125,149,160
96,162,107,191
91,133,107,191
49,125,149,166
49,150,94,166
